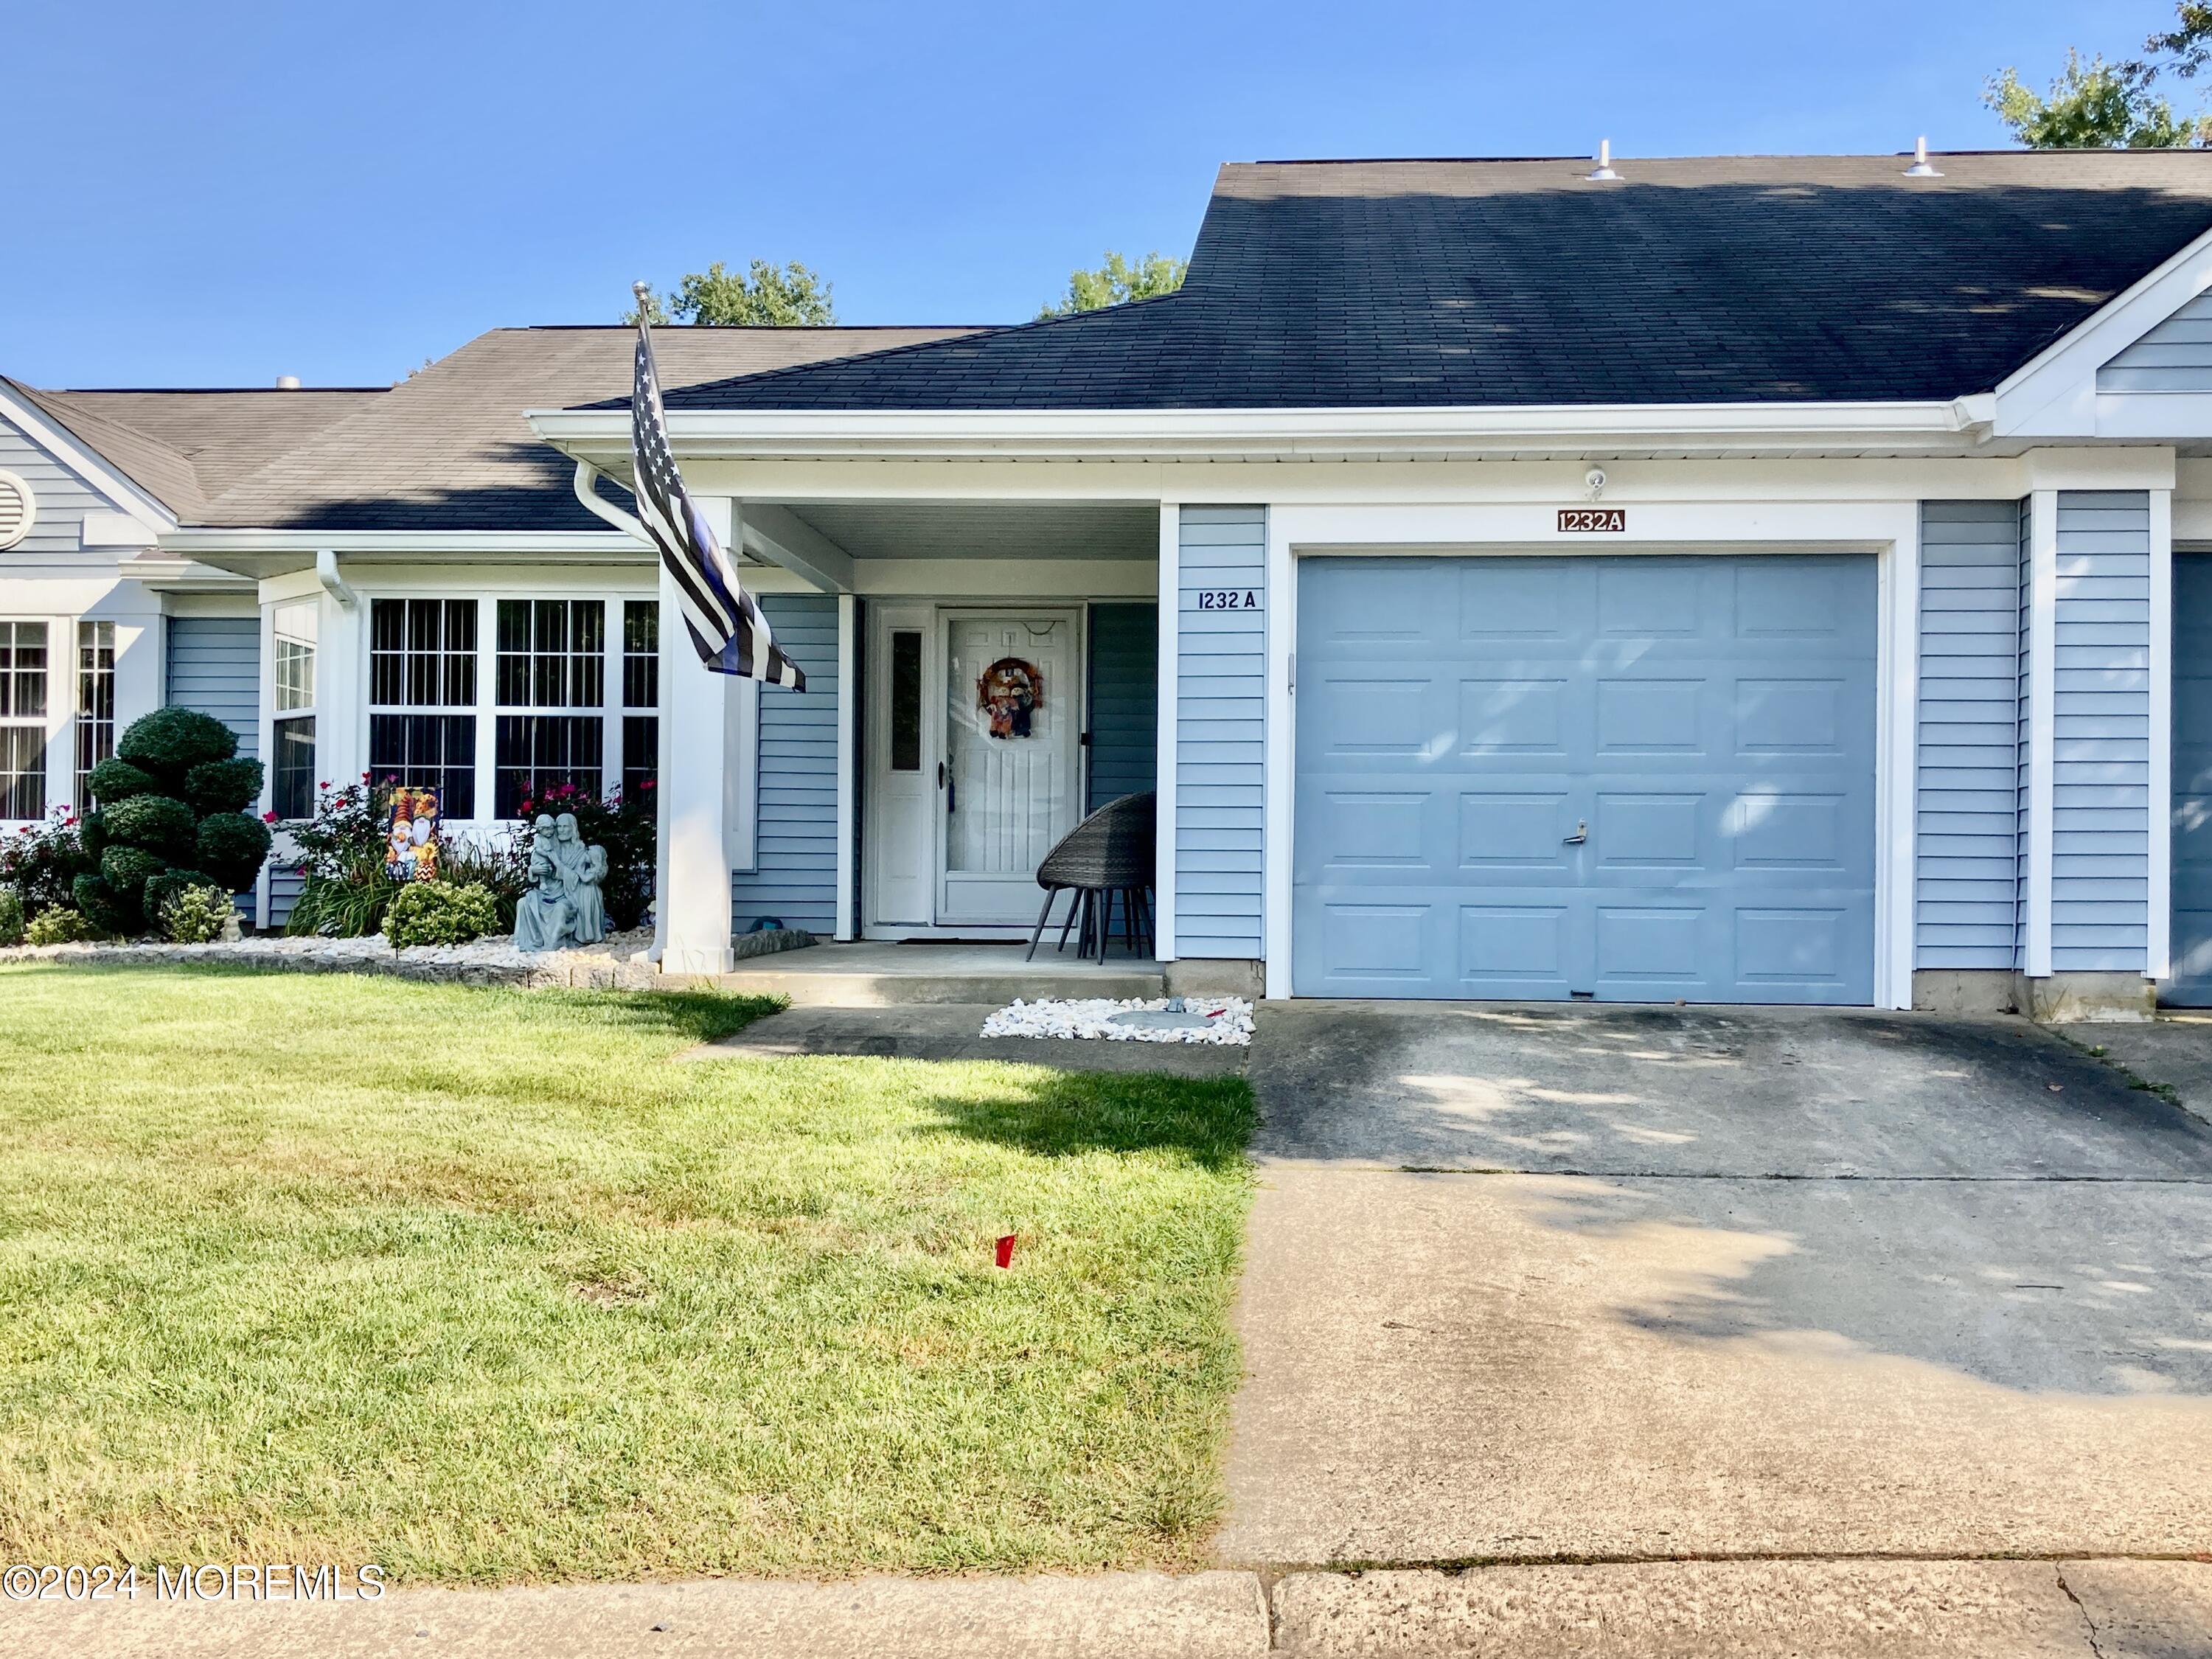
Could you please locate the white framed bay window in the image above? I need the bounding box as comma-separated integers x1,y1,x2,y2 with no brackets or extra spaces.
270,602,318,821
364,591,658,824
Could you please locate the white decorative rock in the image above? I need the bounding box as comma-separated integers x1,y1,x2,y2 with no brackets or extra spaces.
980,996,1254,1046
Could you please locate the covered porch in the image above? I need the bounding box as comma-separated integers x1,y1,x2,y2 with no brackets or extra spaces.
653,493,1168,973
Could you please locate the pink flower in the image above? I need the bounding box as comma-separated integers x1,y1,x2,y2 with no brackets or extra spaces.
262,811,279,824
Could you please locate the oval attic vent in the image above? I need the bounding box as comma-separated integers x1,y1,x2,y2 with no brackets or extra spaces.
0,470,34,551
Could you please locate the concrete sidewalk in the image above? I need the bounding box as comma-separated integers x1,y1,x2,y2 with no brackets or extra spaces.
13,1561,2208,1656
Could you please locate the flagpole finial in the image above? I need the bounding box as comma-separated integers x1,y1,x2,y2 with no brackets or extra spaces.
633,279,653,308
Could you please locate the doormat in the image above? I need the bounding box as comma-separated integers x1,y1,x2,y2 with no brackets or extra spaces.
981,995,1253,1046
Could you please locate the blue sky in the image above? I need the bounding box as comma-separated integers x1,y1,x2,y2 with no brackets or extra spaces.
6,1,2194,389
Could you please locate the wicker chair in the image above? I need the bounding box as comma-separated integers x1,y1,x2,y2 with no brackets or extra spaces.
1026,790,1156,963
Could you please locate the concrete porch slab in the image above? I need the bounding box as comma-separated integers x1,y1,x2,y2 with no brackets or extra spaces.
686,941,1165,1007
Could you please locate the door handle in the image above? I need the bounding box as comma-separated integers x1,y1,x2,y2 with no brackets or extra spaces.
1562,820,1588,846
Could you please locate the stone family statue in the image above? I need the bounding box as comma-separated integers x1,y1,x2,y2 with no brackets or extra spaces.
513,811,610,951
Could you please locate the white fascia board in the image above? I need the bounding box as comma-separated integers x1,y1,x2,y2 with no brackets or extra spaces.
526,400,1981,462
160,529,644,554
0,382,178,536
1994,220,2212,437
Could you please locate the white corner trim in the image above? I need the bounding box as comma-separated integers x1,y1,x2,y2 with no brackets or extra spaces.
2149,489,2174,982
1263,508,1293,1001
1877,507,1921,1009
1154,503,1180,964
2025,491,2059,978
835,591,857,941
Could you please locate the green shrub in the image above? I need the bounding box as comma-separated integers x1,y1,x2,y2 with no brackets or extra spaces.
0,888,22,947
86,758,161,805
80,810,107,862
437,832,530,930
117,706,236,775
285,874,397,939
159,883,236,945
196,813,272,891
184,757,263,818
102,793,198,863
383,880,499,948
71,874,133,937
98,846,167,906
282,781,398,937
142,869,218,926
24,906,96,945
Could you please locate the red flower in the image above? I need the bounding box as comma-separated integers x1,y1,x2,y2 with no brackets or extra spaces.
262,811,279,824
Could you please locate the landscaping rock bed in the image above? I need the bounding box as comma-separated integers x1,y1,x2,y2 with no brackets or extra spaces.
981,995,1255,1046
1,928,675,990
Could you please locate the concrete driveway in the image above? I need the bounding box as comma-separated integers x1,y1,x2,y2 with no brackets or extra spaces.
1220,1002,2212,1568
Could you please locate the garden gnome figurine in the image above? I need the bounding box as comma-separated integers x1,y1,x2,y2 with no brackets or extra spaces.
553,813,608,945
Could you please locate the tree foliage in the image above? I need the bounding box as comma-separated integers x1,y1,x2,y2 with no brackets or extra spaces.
625,261,836,327
1986,6,2212,148
1037,251,1187,320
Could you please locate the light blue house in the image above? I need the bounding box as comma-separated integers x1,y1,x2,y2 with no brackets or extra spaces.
13,148,2212,1018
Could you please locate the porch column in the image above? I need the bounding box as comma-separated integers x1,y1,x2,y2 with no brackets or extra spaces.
655,497,739,975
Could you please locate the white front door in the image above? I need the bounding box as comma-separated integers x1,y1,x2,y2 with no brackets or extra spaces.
937,608,1082,926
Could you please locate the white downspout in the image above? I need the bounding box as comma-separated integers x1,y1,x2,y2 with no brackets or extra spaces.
313,549,358,610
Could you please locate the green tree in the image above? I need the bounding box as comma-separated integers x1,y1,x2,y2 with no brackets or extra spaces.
625,260,836,326
1037,250,1187,320
1985,4,2212,147
1986,49,2206,147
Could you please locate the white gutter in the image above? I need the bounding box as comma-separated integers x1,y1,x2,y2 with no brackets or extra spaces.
526,399,1989,461
314,549,359,610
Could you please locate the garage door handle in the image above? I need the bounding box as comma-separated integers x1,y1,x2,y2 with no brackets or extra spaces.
1563,821,1587,846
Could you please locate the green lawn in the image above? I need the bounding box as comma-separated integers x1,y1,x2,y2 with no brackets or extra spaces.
0,963,1253,1584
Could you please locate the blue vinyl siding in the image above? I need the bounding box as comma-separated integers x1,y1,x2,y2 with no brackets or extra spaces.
165,615,259,758
1087,602,1157,810
1916,501,2023,967
2098,291,2212,391
731,595,839,936
1175,506,1265,960
0,406,136,560
2051,490,2151,970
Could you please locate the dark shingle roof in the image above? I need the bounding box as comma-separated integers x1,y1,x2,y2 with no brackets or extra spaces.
661,152,2212,411
201,324,985,529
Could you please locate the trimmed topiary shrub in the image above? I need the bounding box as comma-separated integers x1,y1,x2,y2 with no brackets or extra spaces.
102,794,198,863
184,757,262,817
383,880,499,948
0,888,22,947
158,883,236,945
118,706,237,776
196,813,271,892
86,757,161,805
25,906,96,945
80,708,271,933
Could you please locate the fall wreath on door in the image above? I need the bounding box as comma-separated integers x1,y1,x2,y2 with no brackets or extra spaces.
978,657,1043,738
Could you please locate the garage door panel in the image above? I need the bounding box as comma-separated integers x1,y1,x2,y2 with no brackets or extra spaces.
1461,675,1569,753
1459,790,1575,868
1296,554,1877,1004
1461,560,1573,638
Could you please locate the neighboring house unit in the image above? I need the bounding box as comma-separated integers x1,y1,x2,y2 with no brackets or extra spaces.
16,148,2212,1016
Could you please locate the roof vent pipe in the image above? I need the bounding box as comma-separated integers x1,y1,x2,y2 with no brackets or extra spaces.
1587,139,1620,182
274,375,301,390
1904,136,1941,178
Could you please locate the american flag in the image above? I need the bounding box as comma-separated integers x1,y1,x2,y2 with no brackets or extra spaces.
630,307,805,690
